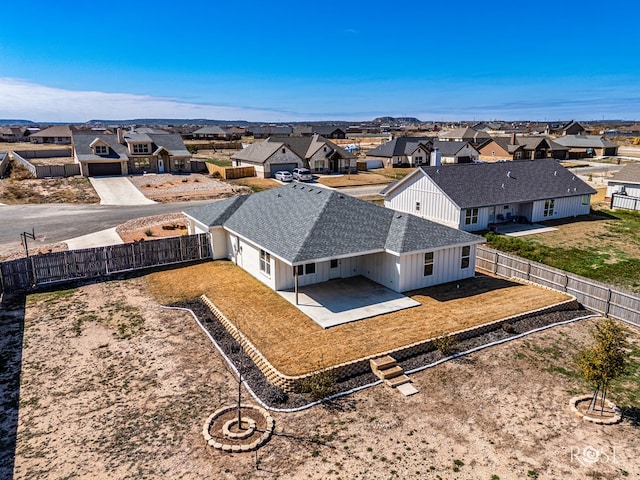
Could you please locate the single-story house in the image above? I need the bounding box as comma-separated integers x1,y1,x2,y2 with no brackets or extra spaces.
432,140,479,164
552,135,618,158
607,163,640,198
191,126,230,140
437,127,491,145
0,126,30,142
184,184,484,294
72,129,192,176
268,134,356,174
383,158,596,232
251,126,293,139
477,135,569,161
366,137,433,167
29,125,74,144
231,141,303,178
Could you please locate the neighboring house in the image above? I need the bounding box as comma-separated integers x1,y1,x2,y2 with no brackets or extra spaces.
552,135,619,158
293,125,346,138
606,163,640,198
29,125,74,144
366,137,433,167
560,120,586,136
268,134,356,174
477,135,568,161
383,158,596,232
72,129,192,176
437,127,491,145
0,126,30,142
184,184,484,294
251,126,293,139
192,126,231,140
432,140,479,164
231,141,303,178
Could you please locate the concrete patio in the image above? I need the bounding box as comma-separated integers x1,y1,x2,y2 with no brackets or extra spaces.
495,222,558,237
278,276,421,328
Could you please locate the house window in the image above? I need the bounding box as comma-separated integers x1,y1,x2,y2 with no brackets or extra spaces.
515,152,522,160
330,259,338,269
95,145,107,154
582,195,589,206
133,143,149,154
293,265,303,276
543,199,555,217
464,208,479,225
305,263,316,275
260,249,271,276
314,160,324,173
133,157,150,170
174,158,186,169
415,201,420,212
460,246,471,269
424,252,434,276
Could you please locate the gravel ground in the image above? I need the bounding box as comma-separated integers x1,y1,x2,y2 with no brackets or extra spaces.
181,298,592,410
115,213,186,235
127,173,247,202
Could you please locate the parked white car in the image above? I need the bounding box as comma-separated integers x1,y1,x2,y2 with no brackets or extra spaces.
292,168,313,182
274,170,293,182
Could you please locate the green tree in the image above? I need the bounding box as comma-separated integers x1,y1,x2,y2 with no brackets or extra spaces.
577,318,629,414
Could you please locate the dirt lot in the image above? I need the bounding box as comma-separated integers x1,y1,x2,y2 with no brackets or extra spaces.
5,277,639,480
116,213,188,243
128,173,248,202
316,172,391,188
0,142,70,152
146,262,571,375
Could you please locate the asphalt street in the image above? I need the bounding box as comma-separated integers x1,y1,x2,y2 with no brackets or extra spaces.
0,201,209,254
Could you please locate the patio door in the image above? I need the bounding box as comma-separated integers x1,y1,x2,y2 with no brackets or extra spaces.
329,259,340,279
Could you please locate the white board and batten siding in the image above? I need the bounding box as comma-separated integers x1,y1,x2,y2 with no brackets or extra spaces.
530,195,590,223
385,173,460,228
607,182,640,198
397,244,477,292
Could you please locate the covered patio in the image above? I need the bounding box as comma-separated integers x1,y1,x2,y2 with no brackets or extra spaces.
278,276,421,328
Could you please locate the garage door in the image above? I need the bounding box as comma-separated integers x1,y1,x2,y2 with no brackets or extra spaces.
88,162,122,176
271,163,298,175
457,156,472,164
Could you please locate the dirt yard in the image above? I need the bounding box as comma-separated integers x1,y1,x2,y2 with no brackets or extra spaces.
128,173,246,203
146,262,572,375
316,172,391,188
6,278,639,480
115,213,188,243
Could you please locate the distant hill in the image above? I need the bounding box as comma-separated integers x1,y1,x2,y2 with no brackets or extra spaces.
372,116,422,124
86,118,252,126
0,119,36,125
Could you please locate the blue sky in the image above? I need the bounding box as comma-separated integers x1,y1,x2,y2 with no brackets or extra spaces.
1,0,639,122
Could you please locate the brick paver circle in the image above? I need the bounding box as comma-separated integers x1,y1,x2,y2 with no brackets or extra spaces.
203,404,274,452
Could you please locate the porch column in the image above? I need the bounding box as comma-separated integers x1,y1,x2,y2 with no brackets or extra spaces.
294,266,299,305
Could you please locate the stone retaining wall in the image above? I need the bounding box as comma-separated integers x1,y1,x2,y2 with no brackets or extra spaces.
201,288,579,393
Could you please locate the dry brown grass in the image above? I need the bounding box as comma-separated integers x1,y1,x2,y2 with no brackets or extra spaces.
0,142,70,151
146,261,571,376
316,172,390,187
228,177,280,192
374,167,415,180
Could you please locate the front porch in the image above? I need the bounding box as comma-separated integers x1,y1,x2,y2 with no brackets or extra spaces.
278,276,420,328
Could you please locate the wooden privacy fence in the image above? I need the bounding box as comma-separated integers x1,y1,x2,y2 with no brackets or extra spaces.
611,193,640,212
0,233,212,294
10,151,80,178
205,163,255,179
0,153,9,177
476,245,640,327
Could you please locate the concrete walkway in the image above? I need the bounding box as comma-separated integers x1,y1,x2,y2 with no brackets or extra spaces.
65,227,124,250
89,177,155,206
278,276,420,328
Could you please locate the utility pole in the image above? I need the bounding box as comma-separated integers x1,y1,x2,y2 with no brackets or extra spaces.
21,228,36,258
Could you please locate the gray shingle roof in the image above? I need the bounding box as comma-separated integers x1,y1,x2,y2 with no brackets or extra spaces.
367,137,433,157
72,133,129,161
231,141,295,163
553,135,618,149
185,184,482,264
29,125,73,138
269,134,355,160
432,139,475,156
388,158,596,209
609,163,640,184
193,126,228,135
184,195,250,226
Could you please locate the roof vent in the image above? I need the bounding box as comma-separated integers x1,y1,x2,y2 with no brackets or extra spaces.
501,183,505,189
554,171,557,176
507,171,511,178
567,188,571,193
572,176,576,181
316,190,322,194
436,168,440,174
574,187,577,192
339,195,344,199
277,193,281,197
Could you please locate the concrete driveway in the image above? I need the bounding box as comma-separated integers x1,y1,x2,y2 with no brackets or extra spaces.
89,177,155,206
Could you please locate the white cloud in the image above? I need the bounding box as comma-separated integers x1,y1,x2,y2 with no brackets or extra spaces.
0,78,299,123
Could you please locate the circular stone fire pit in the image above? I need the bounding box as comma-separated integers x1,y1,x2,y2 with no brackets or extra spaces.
570,395,622,425
203,404,274,452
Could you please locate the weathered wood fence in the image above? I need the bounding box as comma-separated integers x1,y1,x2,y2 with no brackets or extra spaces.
0,233,212,294
10,151,80,178
611,193,640,212
0,152,9,177
476,245,640,327
205,164,255,179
